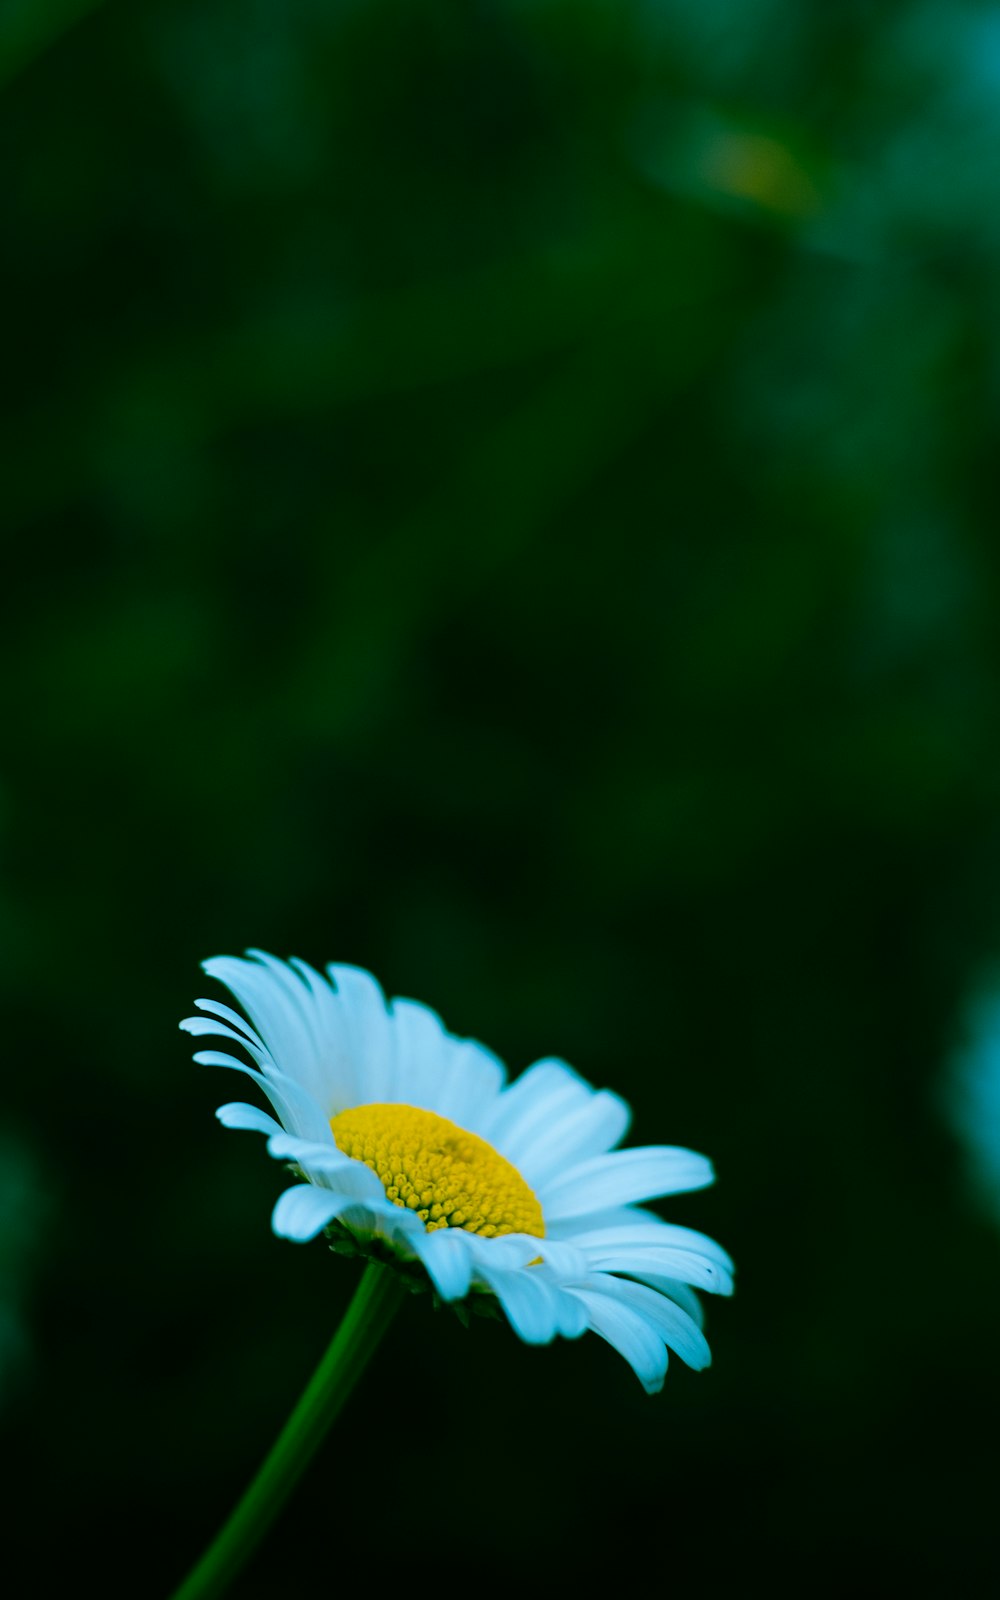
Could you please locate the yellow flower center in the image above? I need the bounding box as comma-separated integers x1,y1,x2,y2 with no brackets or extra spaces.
330,1102,545,1238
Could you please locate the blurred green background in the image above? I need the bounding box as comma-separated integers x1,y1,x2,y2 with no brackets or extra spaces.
3,0,1000,1591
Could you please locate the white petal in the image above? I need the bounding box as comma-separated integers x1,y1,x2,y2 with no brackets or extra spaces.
180,1016,275,1071
324,963,396,1103
545,1280,589,1339
264,1128,336,1158
286,957,375,1108
580,1243,733,1296
193,953,506,1135
202,954,333,1109
464,1233,545,1272
485,1059,592,1160
249,950,358,1106
265,1133,386,1203
417,1037,507,1132
541,1146,715,1220
561,1216,734,1272
527,1238,589,1278
642,1277,706,1328
192,1050,329,1141
545,1202,663,1238
589,1277,712,1370
515,1088,631,1191
362,997,505,1131
271,1184,357,1241
337,1199,425,1243
386,998,450,1104
568,1287,669,1393
458,1231,587,1280
412,1229,475,1301
475,1263,578,1345
193,998,267,1051
215,1102,284,1136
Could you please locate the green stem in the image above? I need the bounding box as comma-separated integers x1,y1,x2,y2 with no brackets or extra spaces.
170,1262,405,1600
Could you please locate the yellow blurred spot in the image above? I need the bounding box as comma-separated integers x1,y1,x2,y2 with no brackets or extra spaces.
695,130,821,218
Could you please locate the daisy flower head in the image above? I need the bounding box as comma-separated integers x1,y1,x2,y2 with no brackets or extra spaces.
181,951,733,1392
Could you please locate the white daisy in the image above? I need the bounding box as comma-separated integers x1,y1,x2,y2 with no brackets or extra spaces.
181,950,733,1392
